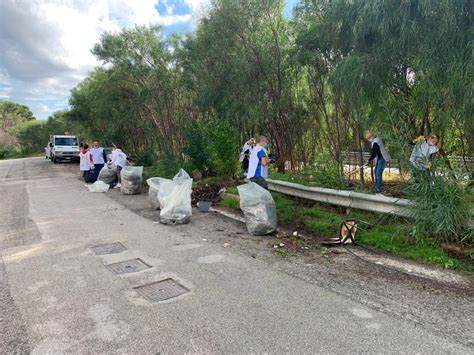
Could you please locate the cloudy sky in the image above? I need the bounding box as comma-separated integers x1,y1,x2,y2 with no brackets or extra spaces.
0,0,298,119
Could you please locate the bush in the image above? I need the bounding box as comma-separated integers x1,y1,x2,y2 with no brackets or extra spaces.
270,152,345,189
405,167,472,245
135,151,157,167
182,117,239,178
144,153,185,179
0,147,24,159
304,153,345,189
182,121,211,174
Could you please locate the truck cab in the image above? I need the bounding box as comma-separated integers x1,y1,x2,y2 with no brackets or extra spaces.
48,135,80,163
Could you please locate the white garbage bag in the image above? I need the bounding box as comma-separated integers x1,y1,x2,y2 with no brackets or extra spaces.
120,166,143,195
173,168,191,181
157,169,192,210
88,181,110,193
159,170,193,225
98,166,116,185
238,182,277,235
147,177,169,210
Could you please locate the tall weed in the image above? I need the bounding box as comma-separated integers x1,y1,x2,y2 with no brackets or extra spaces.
405,166,472,245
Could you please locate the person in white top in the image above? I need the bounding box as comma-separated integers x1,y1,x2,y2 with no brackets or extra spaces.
90,142,107,182
410,133,439,172
79,143,93,183
110,144,127,188
247,136,269,189
239,138,256,175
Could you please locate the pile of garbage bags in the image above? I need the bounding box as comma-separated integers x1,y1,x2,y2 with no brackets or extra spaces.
238,182,277,235
98,165,117,185
147,169,193,225
120,166,143,195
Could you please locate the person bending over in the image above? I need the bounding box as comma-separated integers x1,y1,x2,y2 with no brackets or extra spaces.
111,145,128,189
364,131,391,193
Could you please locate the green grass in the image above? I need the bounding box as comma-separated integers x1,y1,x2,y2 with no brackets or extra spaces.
226,186,239,194
224,189,471,271
221,195,239,209
273,192,472,271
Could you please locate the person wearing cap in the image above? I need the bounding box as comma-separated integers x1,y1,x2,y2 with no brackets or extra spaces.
364,131,391,193
247,135,269,189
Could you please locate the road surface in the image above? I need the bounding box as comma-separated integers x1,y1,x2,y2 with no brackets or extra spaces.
0,157,472,353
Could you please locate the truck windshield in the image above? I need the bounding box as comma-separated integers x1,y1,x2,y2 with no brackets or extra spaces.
55,137,78,146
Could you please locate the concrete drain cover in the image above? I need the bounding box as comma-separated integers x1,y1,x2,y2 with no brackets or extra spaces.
106,259,151,275
134,279,189,302
92,242,126,255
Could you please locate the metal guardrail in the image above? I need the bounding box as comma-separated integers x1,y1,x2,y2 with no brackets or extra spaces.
266,179,412,217
341,151,474,170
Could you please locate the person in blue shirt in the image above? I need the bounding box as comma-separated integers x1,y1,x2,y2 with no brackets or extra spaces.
247,136,269,189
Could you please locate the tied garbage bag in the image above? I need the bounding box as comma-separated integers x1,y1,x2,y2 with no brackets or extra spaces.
120,166,143,195
98,166,116,185
157,169,192,210
88,181,110,193
159,170,193,225
173,168,191,181
146,177,169,210
238,182,277,235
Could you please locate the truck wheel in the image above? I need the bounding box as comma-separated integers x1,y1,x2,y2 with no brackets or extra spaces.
53,157,58,164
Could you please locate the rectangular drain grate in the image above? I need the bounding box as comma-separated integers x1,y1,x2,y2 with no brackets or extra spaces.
91,242,126,255
134,279,189,302
105,258,151,275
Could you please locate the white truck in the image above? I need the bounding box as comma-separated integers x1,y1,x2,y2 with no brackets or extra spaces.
46,135,80,163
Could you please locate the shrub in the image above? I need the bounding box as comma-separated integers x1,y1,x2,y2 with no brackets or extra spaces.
182,117,239,178
144,153,185,179
305,153,345,189
135,151,157,167
0,147,24,159
182,121,212,174
405,166,472,245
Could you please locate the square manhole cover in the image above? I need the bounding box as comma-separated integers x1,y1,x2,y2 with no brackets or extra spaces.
91,242,126,255
134,279,189,302
105,258,151,275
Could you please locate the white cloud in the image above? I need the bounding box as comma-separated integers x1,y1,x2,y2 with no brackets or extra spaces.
161,14,193,26
0,0,202,119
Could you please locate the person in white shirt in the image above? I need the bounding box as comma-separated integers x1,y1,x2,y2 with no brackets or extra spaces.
247,136,269,189
90,142,107,182
239,138,256,175
111,145,127,188
410,133,439,172
79,144,93,183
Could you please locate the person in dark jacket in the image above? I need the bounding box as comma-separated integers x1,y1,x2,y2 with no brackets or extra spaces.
364,131,391,193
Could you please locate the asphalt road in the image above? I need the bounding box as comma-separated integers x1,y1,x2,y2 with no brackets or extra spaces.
0,157,472,354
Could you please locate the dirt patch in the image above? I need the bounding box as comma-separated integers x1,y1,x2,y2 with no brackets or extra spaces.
191,181,235,205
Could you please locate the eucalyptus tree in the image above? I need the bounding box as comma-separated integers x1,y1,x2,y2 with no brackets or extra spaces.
179,0,312,172
295,0,473,164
